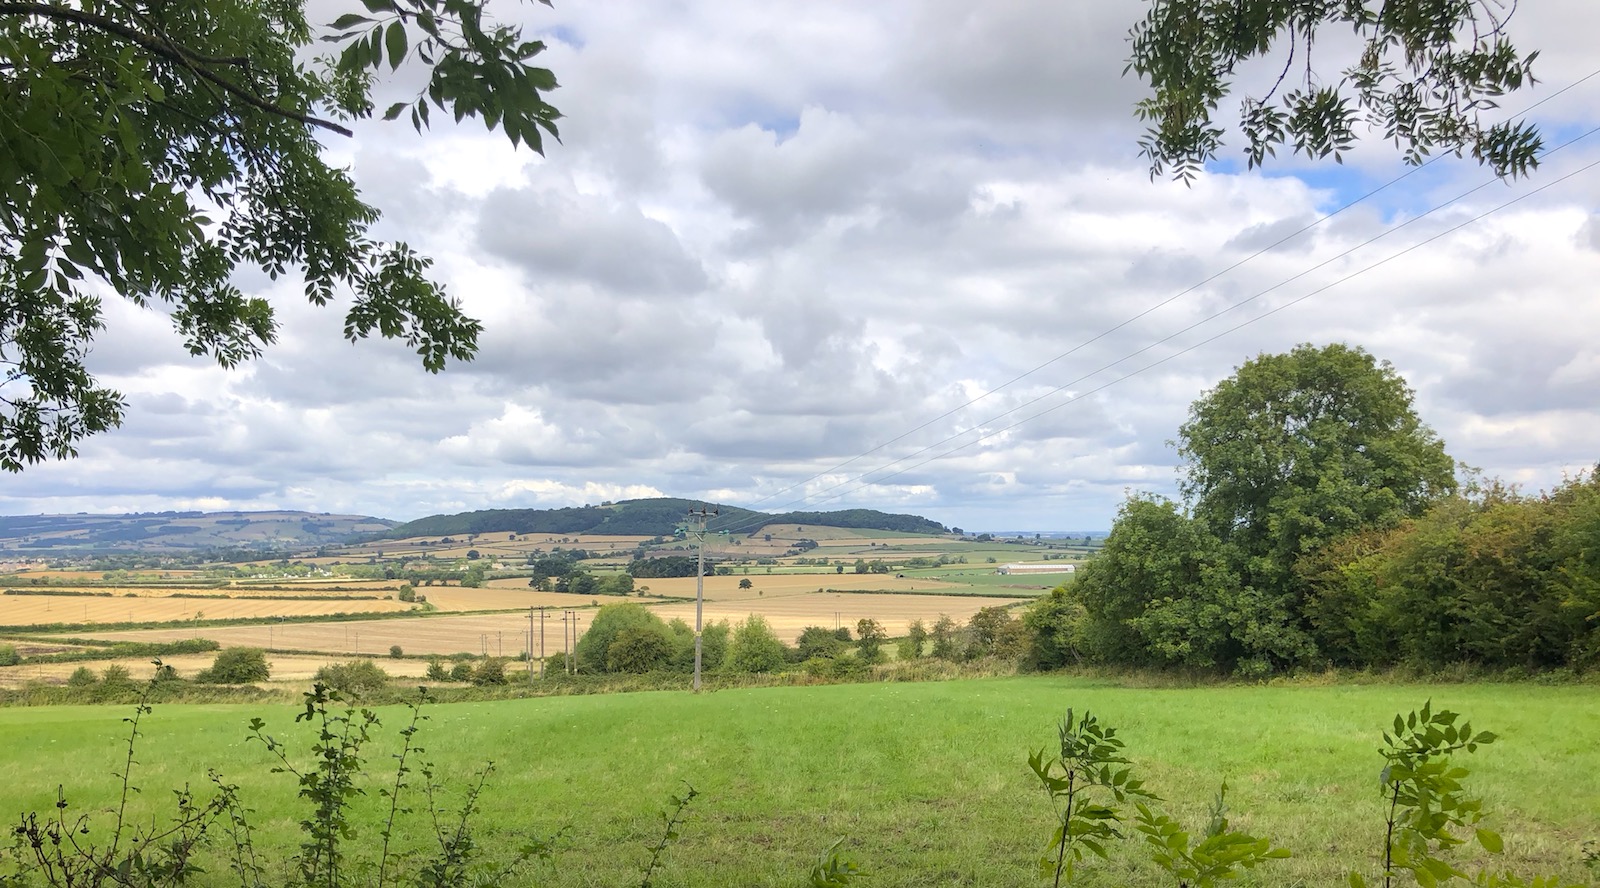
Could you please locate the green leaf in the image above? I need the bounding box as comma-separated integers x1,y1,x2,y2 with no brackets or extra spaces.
1476,828,1503,854
331,13,373,29
385,22,408,71
383,102,407,121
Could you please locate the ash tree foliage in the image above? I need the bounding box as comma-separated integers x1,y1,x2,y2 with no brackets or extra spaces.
0,0,561,470
1128,0,1543,181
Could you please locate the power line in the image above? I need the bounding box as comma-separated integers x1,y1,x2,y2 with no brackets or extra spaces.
721,67,1600,521
793,146,1600,508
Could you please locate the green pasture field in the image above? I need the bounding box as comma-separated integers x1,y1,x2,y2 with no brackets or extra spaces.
2,677,1596,887
901,565,1075,593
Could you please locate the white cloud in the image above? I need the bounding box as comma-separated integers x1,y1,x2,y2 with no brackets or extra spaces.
12,2,1600,528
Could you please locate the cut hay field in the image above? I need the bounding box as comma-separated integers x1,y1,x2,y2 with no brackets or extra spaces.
0,651,435,689
634,573,967,597
0,593,413,626
420,584,616,610
1,678,1594,887
68,610,594,659
52,583,1023,657
644,589,1024,638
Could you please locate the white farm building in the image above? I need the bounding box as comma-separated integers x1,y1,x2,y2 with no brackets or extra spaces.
995,563,1076,575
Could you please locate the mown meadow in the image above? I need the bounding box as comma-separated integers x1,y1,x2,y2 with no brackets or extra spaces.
3,675,1596,886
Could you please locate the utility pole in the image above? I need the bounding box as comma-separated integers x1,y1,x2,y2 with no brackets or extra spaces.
527,608,535,682
685,505,718,692
540,607,547,678
562,610,571,674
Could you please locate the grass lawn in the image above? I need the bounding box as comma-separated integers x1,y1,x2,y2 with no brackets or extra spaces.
2,676,1596,886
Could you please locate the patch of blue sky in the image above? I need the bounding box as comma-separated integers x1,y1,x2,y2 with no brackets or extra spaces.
1208,153,1498,223
1535,120,1600,158
544,24,584,50
713,102,799,140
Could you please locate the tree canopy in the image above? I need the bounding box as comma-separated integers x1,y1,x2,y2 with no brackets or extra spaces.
1054,343,1458,674
1128,0,1543,181
0,0,560,469
1179,342,1457,592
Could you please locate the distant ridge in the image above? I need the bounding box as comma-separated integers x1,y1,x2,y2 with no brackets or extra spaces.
0,511,395,553
375,497,949,540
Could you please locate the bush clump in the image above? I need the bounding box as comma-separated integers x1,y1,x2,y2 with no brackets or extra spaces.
195,647,269,684
313,659,390,696
0,644,20,666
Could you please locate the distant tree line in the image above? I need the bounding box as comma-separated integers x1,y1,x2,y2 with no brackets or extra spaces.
627,556,713,578
371,499,947,541
568,602,1032,678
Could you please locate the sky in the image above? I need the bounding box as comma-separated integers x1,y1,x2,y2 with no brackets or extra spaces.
6,1,1600,531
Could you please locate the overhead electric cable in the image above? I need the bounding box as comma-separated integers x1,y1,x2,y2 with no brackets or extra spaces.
792,145,1600,510
708,119,1600,535
719,66,1600,524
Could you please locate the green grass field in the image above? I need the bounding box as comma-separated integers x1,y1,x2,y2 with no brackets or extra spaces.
2,677,1596,886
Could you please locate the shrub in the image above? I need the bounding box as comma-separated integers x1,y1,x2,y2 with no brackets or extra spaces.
607,627,674,673
900,619,928,660
195,647,269,684
67,666,99,688
472,658,507,685
726,615,789,674
100,664,132,688
425,658,448,681
397,584,416,602
449,658,475,682
0,644,19,666
796,626,848,661
388,644,404,658
313,659,390,696
577,602,674,673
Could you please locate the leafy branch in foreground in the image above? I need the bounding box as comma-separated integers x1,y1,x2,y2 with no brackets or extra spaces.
1352,700,1583,888
639,783,698,888
1127,0,1542,182
1029,708,1156,887
1134,781,1290,887
1,0,559,469
4,663,243,887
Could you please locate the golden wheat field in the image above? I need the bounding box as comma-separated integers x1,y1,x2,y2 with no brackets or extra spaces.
0,594,413,625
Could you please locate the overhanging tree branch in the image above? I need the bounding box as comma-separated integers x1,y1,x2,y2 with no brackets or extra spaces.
0,1,354,136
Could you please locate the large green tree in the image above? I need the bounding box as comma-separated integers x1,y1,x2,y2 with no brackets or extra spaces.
1179,342,1455,666
1180,343,1456,585
1129,0,1543,181
1,0,560,469
1040,343,1456,674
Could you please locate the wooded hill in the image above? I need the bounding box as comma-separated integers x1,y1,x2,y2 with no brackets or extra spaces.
0,511,396,553
375,498,949,539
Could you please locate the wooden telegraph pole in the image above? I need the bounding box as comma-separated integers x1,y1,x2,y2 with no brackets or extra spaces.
685,506,718,692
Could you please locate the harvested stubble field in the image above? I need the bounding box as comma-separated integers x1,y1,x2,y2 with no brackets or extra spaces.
0,651,434,689
0,593,413,625
1,678,1594,887
642,589,1024,639
635,573,965,597
75,610,594,659
56,583,1023,656
430,584,618,610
